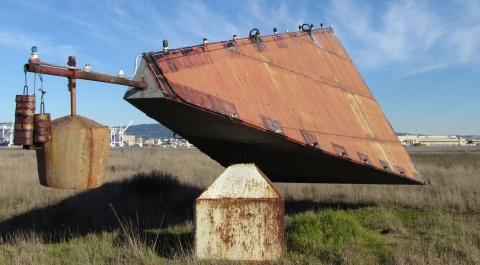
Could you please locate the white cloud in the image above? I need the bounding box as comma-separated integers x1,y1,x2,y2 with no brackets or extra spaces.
242,0,308,31
328,0,442,66
4,0,479,78
172,0,242,43
446,0,480,63
244,0,331,41
0,29,80,60
326,0,480,76
0,29,33,49
380,1,442,60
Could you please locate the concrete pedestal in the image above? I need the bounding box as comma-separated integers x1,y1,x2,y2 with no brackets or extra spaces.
195,164,284,262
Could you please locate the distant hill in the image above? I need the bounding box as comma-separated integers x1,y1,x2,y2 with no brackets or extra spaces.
396,132,427,136
396,132,475,138
122,123,174,140
2,121,475,140
1,121,176,141
127,126,429,140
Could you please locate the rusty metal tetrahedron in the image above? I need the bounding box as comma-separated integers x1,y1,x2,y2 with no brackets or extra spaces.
124,26,425,185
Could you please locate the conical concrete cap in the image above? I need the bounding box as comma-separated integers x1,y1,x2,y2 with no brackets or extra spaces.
198,164,283,199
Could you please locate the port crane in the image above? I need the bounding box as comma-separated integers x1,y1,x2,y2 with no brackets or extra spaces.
109,120,133,147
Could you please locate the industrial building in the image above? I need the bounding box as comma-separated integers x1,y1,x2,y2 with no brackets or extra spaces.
468,136,480,145
0,122,13,146
398,135,472,146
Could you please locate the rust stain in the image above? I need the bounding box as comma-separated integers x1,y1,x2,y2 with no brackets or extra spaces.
14,95,35,146
196,164,284,262
128,27,424,184
196,199,284,261
87,127,94,188
33,113,52,144
36,115,109,189
357,152,372,166
171,82,237,116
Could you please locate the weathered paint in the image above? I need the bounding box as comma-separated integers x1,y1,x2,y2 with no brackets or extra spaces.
36,115,110,189
24,62,148,91
195,164,284,262
33,113,52,143
125,27,425,184
14,95,35,146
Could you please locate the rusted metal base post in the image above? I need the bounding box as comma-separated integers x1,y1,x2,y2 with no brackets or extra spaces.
195,163,284,262
67,56,77,116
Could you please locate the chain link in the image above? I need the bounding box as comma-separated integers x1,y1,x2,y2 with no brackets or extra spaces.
23,71,29,95
38,73,46,114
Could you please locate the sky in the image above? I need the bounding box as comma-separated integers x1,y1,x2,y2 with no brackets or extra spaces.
1,0,479,135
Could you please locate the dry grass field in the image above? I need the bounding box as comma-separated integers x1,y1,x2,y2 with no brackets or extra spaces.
0,146,479,264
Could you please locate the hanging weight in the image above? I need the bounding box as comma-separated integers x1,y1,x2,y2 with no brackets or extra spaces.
36,115,110,189
34,113,52,144
14,94,36,146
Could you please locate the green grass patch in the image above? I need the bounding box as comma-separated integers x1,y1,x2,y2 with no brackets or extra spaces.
285,209,394,264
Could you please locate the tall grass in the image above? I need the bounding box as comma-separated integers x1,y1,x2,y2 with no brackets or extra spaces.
0,147,479,264
278,153,480,213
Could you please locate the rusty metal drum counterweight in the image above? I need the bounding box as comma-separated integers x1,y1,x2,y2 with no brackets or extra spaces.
36,115,110,189
33,86,52,145
33,113,52,144
16,50,111,189
14,94,35,147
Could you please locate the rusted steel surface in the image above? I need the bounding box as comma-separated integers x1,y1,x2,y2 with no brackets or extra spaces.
36,115,110,189
33,113,52,143
68,56,77,116
14,95,35,146
125,27,425,184
195,164,284,262
24,62,149,91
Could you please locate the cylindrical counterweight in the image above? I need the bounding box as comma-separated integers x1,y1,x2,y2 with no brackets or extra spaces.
33,113,52,144
14,95,36,146
36,115,110,189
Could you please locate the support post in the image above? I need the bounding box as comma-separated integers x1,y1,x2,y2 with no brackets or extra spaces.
195,163,284,262
67,56,76,116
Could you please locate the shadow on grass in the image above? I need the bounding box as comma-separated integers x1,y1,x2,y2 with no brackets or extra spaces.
0,168,375,258
146,231,194,259
0,170,201,250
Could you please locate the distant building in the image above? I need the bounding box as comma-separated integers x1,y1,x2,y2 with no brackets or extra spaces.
144,139,156,146
123,135,135,146
398,135,467,146
467,136,480,145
